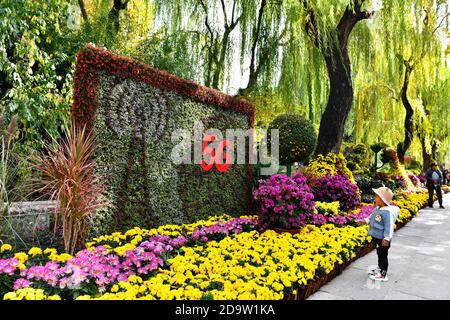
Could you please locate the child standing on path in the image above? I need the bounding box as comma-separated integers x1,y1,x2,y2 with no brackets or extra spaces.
357,187,399,282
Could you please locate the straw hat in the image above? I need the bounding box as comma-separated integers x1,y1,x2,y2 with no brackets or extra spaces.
372,186,393,206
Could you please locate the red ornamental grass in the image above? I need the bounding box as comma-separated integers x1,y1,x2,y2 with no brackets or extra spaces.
34,123,104,254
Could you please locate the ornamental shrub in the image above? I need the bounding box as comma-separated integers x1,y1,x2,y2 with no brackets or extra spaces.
305,153,356,184
253,173,316,229
381,147,398,164
34,124,105,254
341,143,371,175
309,174,360,211
267,113,316,165
370,143,388,154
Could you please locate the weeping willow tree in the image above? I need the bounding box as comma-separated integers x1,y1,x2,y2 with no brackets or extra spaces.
75,0,155,52
147,1,377,130
74,0,449,165
419,76,449,170
350,0,449,168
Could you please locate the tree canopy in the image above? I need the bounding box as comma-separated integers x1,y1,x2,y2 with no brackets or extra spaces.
1,0,449,165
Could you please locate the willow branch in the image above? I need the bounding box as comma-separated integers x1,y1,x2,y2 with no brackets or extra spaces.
432,13,450,35
198,0,214,43
249,0,267,75
220,0,228,28
300,0,321,48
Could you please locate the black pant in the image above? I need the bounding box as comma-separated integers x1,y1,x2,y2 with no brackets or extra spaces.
427,184,443,207
373,238,390,275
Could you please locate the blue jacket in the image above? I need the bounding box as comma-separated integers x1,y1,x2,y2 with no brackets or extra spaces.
364,207,396,241
425,169,442,187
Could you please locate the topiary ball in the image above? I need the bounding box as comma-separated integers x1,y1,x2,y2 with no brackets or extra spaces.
267,113,316,165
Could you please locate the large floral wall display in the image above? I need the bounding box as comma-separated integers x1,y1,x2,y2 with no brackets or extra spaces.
72,45,255,236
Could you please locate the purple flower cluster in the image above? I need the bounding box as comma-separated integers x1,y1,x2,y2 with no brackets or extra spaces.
408,174,422,187
310,174,360,211
301,204,376,227
328,205,376,226
12,279,31,291
13,236,181,293
253,174,316,229
418,175,426,184
391,175,406,189
0,258,19,275
191,218,259,242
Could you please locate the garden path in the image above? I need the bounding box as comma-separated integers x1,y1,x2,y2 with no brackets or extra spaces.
308,193,450,300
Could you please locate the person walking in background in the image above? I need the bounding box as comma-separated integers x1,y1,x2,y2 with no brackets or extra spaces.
425,162,444,209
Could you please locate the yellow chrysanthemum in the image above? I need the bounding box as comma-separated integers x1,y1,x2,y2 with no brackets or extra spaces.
28,247,42,256
1,243,12,253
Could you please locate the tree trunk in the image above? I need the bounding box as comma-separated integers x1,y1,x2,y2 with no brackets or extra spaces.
397,60,414,164
212,30,230,89
78,0,89,22
237,0,267,96
421,136,431,173
314,43,353,155
431,141,438,161
306,1,372,156
108,0,129,38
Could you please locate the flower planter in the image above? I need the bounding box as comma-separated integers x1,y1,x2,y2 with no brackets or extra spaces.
288,241,374,300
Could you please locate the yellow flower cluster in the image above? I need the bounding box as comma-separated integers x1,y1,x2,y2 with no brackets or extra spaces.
78,224,369,300
3,288,61,300
1,243,12,253
389,190,429,225
306,153,356,184
314,201,341,216
14,252,28,264
393,190,428,219
28,247,42,257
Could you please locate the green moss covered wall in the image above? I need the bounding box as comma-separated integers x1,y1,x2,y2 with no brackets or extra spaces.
72,45,254,236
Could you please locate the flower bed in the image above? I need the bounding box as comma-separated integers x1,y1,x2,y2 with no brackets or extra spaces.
47,225,371,300
1,190,432,300
1,216,259,299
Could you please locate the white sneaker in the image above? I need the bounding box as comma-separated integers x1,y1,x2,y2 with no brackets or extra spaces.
367,267,380,276
369,271,389,282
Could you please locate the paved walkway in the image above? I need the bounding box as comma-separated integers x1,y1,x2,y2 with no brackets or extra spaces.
308,193,450,300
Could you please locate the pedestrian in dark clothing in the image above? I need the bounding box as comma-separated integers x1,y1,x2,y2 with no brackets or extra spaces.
443,168,448,185
425,162,444,208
